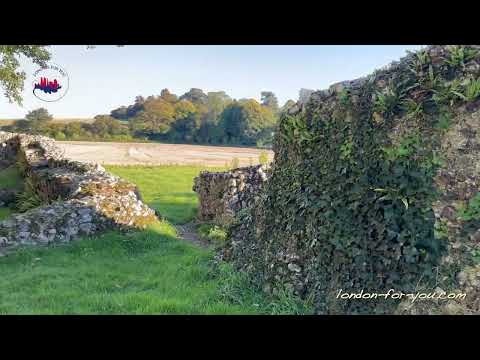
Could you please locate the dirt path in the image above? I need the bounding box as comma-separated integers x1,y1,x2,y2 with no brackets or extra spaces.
174,222,210,248
57,141,274,167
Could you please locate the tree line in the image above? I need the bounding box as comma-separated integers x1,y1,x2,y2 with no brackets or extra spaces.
2,88,305,148
0,46,311,148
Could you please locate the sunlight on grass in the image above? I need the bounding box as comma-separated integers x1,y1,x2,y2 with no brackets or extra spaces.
106,165,225,224
0,221,271,314
0,165,313,315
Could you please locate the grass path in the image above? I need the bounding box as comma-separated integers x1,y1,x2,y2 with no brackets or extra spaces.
105,165,218,248
175,222,209,248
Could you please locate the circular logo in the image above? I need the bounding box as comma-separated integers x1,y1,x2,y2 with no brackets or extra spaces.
32,63,69,102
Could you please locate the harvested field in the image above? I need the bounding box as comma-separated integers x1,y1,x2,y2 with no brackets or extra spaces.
57,141,274,167
0,118,95,126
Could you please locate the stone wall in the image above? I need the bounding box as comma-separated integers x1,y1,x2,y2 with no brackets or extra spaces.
222,45,480,314
193,165,268,223
0,133,19,170
0,131,157,255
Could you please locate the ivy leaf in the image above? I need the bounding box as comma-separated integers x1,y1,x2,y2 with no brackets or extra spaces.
451,90,467,101
401,198,409,210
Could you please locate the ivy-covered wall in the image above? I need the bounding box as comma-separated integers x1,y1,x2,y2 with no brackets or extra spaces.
224,45,480,314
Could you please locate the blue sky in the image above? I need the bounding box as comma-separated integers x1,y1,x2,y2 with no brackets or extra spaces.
0,45,424,119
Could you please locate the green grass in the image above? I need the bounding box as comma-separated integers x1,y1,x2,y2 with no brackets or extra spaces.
0,165,23,221
0,165,313,314
106,165,225,224
198,224,228,248
0,165,23,190
0,222,272,314
0,207,12,221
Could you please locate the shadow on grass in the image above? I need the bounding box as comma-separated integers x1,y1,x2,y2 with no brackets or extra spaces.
0,221,224,314
149,192,199,224
0,220,314,315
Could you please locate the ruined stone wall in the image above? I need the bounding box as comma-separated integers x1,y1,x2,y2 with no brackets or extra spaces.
193,165,268,223
223,45,480,315
0,131,157,255
0,133,19,169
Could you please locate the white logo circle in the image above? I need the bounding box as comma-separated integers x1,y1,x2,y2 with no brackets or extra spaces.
32,64,69,102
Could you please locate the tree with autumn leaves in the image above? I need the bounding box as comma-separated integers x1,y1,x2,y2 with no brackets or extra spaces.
0,46,292,147
111,88,283,147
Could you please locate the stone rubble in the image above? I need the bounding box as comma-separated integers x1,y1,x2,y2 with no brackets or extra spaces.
0,131,157,255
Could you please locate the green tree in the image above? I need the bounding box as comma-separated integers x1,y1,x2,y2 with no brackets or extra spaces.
174,99,196,119
63,122,85,139
90,115,129,137
206,91,232,120
143,98,175,120
54,131,66,140
179,88,208,105
110,106,129,119
0,45,51,104
218,101,243,143
219,99,276,145
132,97,177,137
12,119,32,132
261,91,279,113
170,100,205,143
103,88,279,146
125,95,146,117
169,113,199,142
193,91,232,144
205,91,231,121
160,88,178,103
130,110,173,138
25,108,53,123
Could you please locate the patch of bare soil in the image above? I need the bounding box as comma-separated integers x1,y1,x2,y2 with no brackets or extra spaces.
57,141,274,167
175,222,210,249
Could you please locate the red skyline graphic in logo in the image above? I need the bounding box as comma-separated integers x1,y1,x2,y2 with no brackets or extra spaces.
33,77,62,94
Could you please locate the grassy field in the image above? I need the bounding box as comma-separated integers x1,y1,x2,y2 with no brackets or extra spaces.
105,165,226,224
0,165,312,314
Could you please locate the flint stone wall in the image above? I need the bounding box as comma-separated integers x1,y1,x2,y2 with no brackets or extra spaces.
224,45,480,314
0,131,157,255
193,165,268,222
